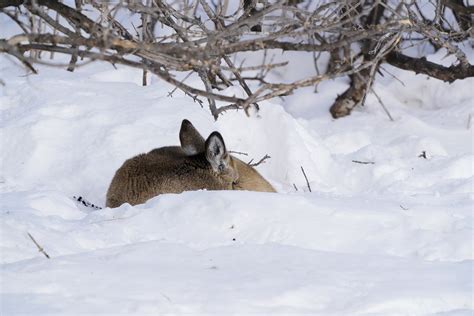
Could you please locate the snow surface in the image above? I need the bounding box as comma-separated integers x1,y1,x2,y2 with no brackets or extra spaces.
1,25,474,316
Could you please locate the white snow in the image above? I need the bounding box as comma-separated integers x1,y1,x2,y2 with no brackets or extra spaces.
1,23,474,316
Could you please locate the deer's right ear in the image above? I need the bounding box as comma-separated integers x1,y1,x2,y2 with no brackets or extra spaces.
205,132,230,173
180,119,205,155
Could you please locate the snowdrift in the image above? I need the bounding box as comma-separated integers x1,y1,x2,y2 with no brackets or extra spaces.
1,46,473,314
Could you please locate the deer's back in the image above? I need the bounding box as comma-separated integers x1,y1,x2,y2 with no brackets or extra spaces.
106,147,231,208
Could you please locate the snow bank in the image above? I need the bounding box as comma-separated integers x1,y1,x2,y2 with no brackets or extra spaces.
2,189,472,264
2,241,471,315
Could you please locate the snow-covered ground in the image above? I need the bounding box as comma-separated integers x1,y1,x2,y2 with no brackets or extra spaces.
1,29,473,316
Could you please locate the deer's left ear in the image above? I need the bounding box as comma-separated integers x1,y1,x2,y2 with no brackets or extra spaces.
179,119,205,155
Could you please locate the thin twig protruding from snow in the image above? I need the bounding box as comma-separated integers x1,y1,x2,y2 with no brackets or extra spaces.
352,160,375,165
248,154,271,167
370,86,394,121
300,166,312,192
27,232,50,259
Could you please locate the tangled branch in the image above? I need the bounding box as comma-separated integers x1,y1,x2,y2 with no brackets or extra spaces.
1,0,472,119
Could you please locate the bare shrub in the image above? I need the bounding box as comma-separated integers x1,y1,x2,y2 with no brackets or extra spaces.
1,0,472,119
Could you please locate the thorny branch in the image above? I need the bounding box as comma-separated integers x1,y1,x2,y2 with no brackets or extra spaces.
1,0,472,119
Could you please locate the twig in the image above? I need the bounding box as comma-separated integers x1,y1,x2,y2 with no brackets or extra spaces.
167,71,194,97
248,154,271,167
379,65,405,86
352,160,375,164
293,183,298,191
27,232,50,259
370,86,394,121
300,166,312,192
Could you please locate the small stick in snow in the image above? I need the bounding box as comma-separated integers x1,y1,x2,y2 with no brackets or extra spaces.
160,293,172,303
248,154,271,167
418,151,427,159
293,183,298,191
467,114,472,130
300,166,312,192
142,69,148,86
352,160,375,165
27,232,50,259
370,86,394,122
399,204,409,210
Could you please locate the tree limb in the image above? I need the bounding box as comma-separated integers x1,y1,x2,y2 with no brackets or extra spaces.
385,51,474,83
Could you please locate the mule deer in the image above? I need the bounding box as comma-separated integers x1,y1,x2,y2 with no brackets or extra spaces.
106,119,275,208
177,119,275,193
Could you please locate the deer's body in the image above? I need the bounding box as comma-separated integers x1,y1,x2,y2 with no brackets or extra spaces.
231,157,275,192
106,120,275,208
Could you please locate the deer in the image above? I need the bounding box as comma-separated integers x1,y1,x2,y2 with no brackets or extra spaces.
106,119,275,208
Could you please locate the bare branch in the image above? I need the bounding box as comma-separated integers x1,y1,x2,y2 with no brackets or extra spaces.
0,0,471,120
386,52,474,83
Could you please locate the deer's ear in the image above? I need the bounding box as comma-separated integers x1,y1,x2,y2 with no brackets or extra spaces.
179,119,205,155
205,132,230,173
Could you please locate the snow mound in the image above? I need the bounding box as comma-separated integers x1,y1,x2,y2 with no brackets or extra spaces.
1,48,473,314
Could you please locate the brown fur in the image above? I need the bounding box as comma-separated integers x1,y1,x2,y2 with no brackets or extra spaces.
231,157,275,193
106,120,275,208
